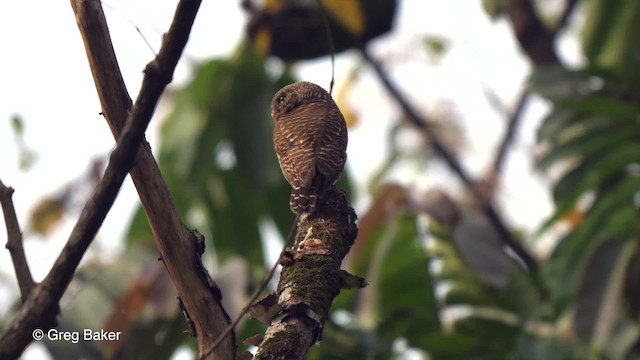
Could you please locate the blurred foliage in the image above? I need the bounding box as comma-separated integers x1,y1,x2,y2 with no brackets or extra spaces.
529,62,640,357
5,0,640,359
245,0,397,60
9,114,38,171
26,159,103,236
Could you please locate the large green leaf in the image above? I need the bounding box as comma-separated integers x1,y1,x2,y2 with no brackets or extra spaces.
574,238,635,345
544,176,640,314
138,43,296,265
331,210,440,355
581,0,640,87
376,214,440,345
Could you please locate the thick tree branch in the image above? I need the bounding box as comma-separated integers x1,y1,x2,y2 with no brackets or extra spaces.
70,0,234,359
0,29,167,357
0,1,234,359
254,188,359,359
360,47,538,272
0,180,35,300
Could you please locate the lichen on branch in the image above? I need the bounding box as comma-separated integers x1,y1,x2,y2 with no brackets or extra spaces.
254,187,361,359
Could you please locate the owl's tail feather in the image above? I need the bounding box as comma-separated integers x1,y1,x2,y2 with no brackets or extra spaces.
290,186,318,215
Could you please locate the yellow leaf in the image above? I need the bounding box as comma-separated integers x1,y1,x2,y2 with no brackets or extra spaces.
253,28,272,57
323,0,365,37
561,208,585,228
264,0,279,10
335,66,360,128
29,197,65,236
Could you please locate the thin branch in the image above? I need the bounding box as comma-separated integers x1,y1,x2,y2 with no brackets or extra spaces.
482,83,510,119
0,180,35,300
204,214,300,359
553,0,579,35
0,1,232,359
360,47,539,272
0,36,161,358
316,0,336,95
491,90,530,177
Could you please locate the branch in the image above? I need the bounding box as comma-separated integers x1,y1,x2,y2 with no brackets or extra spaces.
0,1,234,359
490,90,529,178
506,0,560,66
70,0,234,358
0,180,35,300
553,0,579,35
254,188,360,359
360,47,539,272
0,29,162,357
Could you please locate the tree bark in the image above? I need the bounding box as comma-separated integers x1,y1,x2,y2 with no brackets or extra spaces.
254,188,359,359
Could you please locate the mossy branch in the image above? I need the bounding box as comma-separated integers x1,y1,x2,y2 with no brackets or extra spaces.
254,187,361,359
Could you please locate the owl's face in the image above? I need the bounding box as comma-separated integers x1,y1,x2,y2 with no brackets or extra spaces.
271,81,331,119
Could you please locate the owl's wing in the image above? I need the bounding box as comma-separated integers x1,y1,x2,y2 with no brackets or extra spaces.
273,116,317,188
273,120,292,158
315,107,348,185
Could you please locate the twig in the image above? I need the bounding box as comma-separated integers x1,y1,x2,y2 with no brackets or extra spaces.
359,47,538,272
0,34,160,358
491,90,529,176
0,180,35,300
203,215,300,359
71,0,234,358
0,1,225,359
316,0,335,95
505,0,560,66
553,0,579,35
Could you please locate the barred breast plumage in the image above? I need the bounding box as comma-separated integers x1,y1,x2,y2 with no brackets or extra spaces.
271,81,348,215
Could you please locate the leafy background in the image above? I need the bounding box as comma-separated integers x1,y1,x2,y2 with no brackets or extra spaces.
1,0,640,359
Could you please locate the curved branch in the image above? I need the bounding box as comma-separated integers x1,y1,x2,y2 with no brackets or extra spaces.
70,0,234,358
0,180,34,300
360,47,539,272
553,0,579,35
0,1,234,359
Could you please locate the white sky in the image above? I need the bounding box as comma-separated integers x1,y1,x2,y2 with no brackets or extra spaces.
0,0,581,358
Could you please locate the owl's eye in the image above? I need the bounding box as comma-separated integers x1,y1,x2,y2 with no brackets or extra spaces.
278,95,286,104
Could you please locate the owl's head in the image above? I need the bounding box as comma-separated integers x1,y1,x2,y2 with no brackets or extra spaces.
271,81,332,119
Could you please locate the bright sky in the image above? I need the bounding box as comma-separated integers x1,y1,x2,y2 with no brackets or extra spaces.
0,1,579,358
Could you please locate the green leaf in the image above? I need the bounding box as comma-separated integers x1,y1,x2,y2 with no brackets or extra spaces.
528,67,585,100
581,0,640,87
452,217,510,288
452,316,520,357
339,212,439,348
574,238,634,344
544,177,640,313
154,43,297,264
481,0,511,20
552,143,640,206
10,114,24,136
556,96,639,119
536,127,638,171
376,215,440,344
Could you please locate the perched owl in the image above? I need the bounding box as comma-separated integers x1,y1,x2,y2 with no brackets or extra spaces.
271,81,348,215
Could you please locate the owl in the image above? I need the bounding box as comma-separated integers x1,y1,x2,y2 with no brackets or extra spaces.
271,81,348,215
